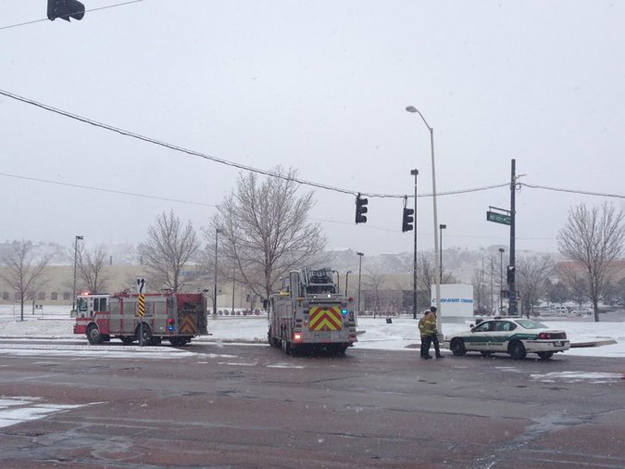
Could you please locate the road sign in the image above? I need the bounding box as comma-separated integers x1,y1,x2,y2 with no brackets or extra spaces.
487,211,511,225
136,277,146,294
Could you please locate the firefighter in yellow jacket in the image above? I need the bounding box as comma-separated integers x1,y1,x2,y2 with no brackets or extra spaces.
419,306,444,359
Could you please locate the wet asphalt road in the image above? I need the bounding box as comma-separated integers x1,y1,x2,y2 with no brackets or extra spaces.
0,339,623,468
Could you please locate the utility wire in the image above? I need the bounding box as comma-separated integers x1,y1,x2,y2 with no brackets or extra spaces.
0,0,144,31
0,88,509,200
521,182,625,200
0,171,217,208
0,172,559,240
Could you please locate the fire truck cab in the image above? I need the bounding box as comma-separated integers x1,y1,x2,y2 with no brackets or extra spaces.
268,267,357,355
73,291,208,346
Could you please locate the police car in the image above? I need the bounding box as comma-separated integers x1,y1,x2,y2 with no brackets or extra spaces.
446,317,570,360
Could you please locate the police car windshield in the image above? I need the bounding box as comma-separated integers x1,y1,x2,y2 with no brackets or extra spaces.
516,319,547,329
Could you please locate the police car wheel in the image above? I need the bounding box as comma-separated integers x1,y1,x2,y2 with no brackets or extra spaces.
508,340,526,360
450,338,466,356
537,351,554,360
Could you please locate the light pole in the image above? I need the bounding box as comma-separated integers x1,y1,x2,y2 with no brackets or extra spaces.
356,252,364,312
72,235,83,311
406,105,441,334
499,248,505,313
439,224,446,283
411,169,419,319
345,270,352,297
213,228,221,318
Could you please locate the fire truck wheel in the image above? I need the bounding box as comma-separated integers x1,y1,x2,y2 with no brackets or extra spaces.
86,324,103,345
120,336,135,345
282,339,292,355
136,324,152,345
334,344,348,355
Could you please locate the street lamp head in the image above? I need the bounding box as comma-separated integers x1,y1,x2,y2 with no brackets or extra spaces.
76,235,84,240
347,270,352,274
405,106,418,113
356,252,364,257
410,169,419,176
440,224,447,230
499,248,505,253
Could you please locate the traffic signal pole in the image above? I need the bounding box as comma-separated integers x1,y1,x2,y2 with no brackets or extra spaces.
411,169,418,319
509,159,517,316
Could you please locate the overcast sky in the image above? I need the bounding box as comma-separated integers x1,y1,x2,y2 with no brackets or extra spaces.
1,0,624,256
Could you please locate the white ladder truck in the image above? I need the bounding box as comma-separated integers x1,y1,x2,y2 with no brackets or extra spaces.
267,267,357,355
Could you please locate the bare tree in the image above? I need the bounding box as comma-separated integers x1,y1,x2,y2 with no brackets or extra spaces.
212,167,326,302
139,211,201,293
0,241,52,321
471,267,488,315
516,256,553,318
77,244,109,294
364,266,386,317
545,279,568,306
417,254,456,309
557,202,625,321
557,264,588,309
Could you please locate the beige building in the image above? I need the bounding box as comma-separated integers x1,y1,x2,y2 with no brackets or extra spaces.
0,265,258,311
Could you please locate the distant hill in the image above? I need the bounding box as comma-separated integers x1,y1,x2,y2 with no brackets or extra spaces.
0,241,561,283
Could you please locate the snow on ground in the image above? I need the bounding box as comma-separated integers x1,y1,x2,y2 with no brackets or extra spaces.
0,397,89,429
0,305,623,358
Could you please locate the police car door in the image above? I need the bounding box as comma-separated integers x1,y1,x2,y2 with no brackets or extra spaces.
490,320,518,352
468,320,494,351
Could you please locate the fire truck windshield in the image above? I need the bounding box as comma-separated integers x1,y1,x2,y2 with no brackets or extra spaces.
77,297,89,312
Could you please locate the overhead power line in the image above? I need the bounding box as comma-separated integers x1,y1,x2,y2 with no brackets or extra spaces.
0,172,559,241
0,88,508,200
521,183,625,200
0,171,217,208
0,0,144,31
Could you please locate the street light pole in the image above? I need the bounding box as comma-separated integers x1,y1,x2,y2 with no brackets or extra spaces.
72,235,83,311
499,248,505,313
213,228,221,318
356,252,364,312
439,224,447,283
406,105,441,334
411,169,419,319
345,270,352,297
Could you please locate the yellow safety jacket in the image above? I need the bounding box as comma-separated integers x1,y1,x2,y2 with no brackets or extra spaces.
419,312,437,337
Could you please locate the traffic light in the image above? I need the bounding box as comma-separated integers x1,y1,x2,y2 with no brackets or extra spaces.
402,207,414,232
355,194,368,224
507,265,515,284
47,0,85,21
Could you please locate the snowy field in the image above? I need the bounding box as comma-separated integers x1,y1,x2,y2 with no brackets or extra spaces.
0,305,623,358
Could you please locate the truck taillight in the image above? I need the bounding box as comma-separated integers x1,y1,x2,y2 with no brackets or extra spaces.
294,332,302,341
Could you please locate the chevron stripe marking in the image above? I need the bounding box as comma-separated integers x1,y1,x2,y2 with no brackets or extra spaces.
309,306,342,331
178,313,197,334
138,294,145,318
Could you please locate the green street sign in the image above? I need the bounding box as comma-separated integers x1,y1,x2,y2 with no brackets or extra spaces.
487,211,511,225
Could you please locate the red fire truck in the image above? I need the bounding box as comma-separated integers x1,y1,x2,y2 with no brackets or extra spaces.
73,291,208,346
267,267,357,355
